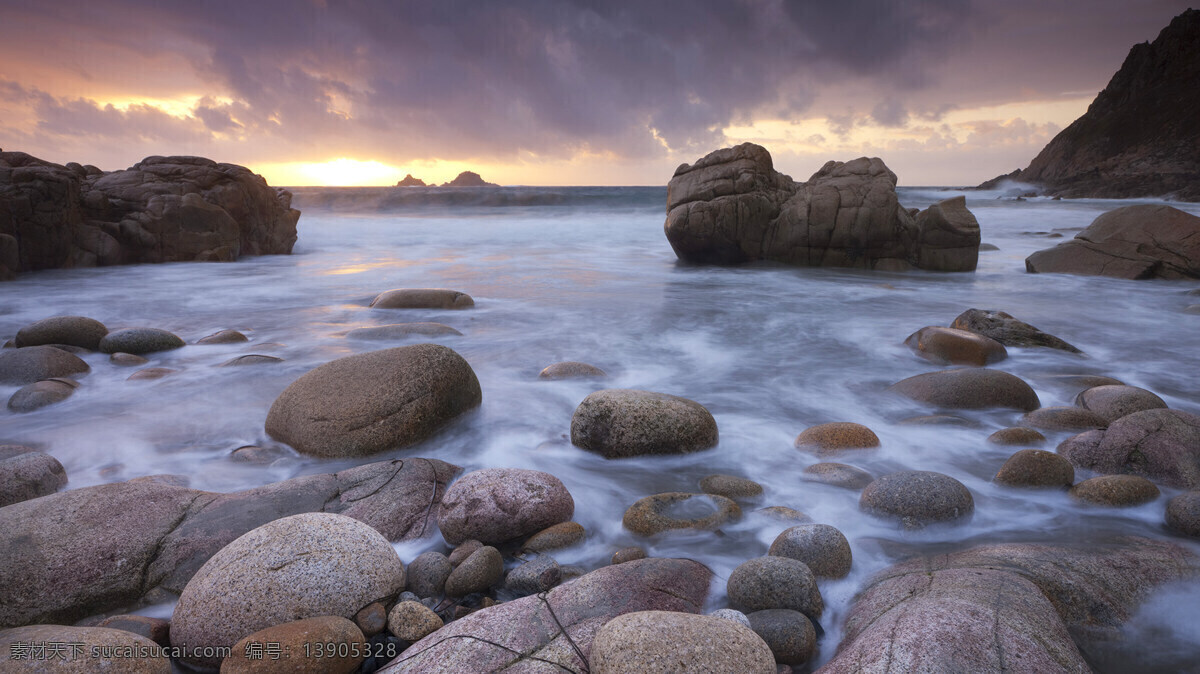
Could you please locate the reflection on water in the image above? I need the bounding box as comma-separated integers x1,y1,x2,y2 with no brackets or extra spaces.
1,188,1199,669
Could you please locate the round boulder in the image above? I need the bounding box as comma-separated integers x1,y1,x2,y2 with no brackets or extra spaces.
438,468,574,545
8,378,78,412
196,329,248,344
224,617,366,674
860,471,974,528
994,449,1074,488
747,609,817,666
801,462,874,490
622,492,741,536
1075,385,1168,422
170,512,406,669
266,344,482,457
794,422,880,455
0,345,90,385
727,556,823,619
0,449,68,507
443,545,504,596
904,326,1007,366
388,600,444,642
887,368,1040,411
590,611,776,674
370,288,475,309
987,427,1046,445
699,474,763,500
1165,491,1200,538
1070,475,1160,507
0,625,169,673
346,323,463,340
538,361,606,379
98,327,185,355
406,551,453,598
1057,409,1200,488
1020,406,1109,431
768,524,853,578
522,521,586,552
571,389,718,458
14,316,108,350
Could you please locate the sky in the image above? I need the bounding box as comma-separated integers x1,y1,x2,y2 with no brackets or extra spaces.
0,0,1193,186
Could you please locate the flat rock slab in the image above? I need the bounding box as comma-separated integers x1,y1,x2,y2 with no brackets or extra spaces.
1026,205,1200,279
265,344,481,457
0,458,458,628
381,557,712,673
818,537,1199,674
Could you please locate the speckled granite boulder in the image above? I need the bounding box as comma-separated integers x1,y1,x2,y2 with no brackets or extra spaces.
1057,409,1200,488
591,611,776,673
571,389,719,458
98,327,185,354
0,625,170,672
14,316,108,350
888,368,1040,411
0,448,67,507
224,617,366,674
860,471,974,528
437,468,574,545
0,345,89,385
370,288,474,309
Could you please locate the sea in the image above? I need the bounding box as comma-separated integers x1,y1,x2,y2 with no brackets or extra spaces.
2,184,1199,671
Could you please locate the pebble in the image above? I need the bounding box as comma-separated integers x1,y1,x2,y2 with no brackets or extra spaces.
444,545,504,596
387,600,444,642
768,524,853,578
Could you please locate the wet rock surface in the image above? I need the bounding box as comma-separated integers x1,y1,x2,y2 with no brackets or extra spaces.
571,388,719,458
437,468,574,545
1057,408,1200,488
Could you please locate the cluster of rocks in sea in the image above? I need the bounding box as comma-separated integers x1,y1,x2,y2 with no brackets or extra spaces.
4,277,1200,672
395,171,498,188
0,151,298,281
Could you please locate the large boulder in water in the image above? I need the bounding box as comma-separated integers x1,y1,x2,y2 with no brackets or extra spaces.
0,151,298,278
663,143,979,271
380,557,712,673
1026,205,1200,279
170,512,406,669
266,344,481,457
0,458,457,628
888,368,1040,411
0,345,89,385
818,537,1199,673
13,315,108,350
570,389,718,458
1057,408,1200,488
950,308,1081,353
437,468,575,545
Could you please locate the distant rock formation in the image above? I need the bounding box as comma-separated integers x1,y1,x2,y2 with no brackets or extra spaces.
396,174,427,187
0,151,299,280
665,143,980,271
977,9,1200,201
1026,204,1200,279
441,171,498,187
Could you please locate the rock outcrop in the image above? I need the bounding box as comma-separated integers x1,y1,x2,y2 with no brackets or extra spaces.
396,174,427,187
441,171,498,187
0,151,299,279
664,143,980,270
976,9,1200,200
1026,204,1200,279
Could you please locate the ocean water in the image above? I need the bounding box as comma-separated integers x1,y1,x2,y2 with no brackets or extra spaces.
2,185,1199,670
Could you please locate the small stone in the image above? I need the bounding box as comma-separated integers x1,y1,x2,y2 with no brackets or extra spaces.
110,352,149,366
727,556,823,619
1070,475,1160,506
522,521,586,552
196,329,249,344
1020,406,1109,431
356,602,388,637
898,414,981,427
96,614,171,646
7,378,77,412
406,551,453,598
794,422,879,455
1039,374,1125,393
987,427,1046,445
387,600,444,642
448,540,483,567
219,354,284,366
699,474,764,499
444,546,504,596
347,323,463,339
229,445,283,464
860,471,974,528
994,449,1074,488
708,608,751,628
1075,385,1168,423
127,367,178,381
622,492,741,535
370,288,475,309
768,524,853,578
611,547,647,565
1165,491,1200,538
504,555,561,596
99,327,185,354
747,609,817,666
801,463,874,490
756,506,812,523
538,361,606,379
